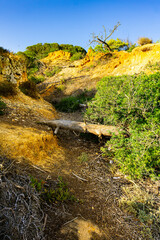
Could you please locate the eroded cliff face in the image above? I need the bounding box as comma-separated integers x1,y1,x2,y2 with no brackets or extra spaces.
0,52,62,167
0,53,27,85
37,43,160,102
81,43,160,76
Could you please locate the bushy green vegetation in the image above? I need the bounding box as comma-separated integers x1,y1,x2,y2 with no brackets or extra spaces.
92,38,129,52
19,81,39,98
85,73,160,179
0,47,10,55
78,152,89,163
17,43,86,84
119,185,160,238
0,98,6,115
17,43,86,61
54,91,93,112
0,81,17,96
146,61,160,71
45,66,62,77
91,39,137,53
28,75,45,84
107,38,129,51
70,52,86,61
127,43,137,52
30,176,76,203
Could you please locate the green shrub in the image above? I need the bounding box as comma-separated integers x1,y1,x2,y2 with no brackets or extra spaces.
107,38,129,51
30,176,76,203
70,52,85,61
93,39,129,53
0,98,6,115
0,81,17,96
54,92,93,112
138,37,152,46
85,73,160,179
18,43,86,61
146,61,160,71
17,43,86,83
60,44,86,56
28,75,45,84
0,47,10,55
127,43,137,52
119,185,160,238
27,67,39,75
19,81,39,98
78,152,88,163
45,66,62,77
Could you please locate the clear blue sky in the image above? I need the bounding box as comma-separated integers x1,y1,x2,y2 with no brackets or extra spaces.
1,0,160,52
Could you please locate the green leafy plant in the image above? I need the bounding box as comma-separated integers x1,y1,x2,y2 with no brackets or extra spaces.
54,91,93,112
0,98,6,115
85,73,160,179
92,39,129,53
146,61,160,71
17,43,86,61
30,176,76,203
17,43,86,83
0,47,10,55
28,75,45,84
70,52,85,61
0,81,17,96
127,43,137,52
45,66,62,77
30,175,45,192
119,185,160,238
78,152,88,163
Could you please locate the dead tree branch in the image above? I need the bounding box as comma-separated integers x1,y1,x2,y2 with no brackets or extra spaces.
39,119,120,137
89,22,121,51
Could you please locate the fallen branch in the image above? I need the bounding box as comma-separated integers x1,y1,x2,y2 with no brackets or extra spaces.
72,172,88,182
39,119,120,137
63,217,78,226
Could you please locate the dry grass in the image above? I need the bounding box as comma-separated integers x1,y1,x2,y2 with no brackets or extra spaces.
0,157,45,240
119,185,160,239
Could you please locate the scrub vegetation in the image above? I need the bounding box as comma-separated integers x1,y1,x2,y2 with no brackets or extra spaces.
85,73,160,180
17,43,86,86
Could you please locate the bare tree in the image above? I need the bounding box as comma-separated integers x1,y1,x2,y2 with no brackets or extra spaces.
89,22,121,52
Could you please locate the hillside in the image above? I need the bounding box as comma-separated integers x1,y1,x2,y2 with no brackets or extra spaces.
37,43,160,102
0,44,159,240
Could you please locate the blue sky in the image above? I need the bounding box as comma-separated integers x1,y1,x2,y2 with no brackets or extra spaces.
0,0,160,52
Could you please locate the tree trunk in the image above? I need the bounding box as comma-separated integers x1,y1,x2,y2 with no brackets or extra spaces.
39,119,120,137
97,38,112,52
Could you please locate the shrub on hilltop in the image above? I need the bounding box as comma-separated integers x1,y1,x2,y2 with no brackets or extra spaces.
91,39,135,53
0,47,10,55
17,43,87,82
137,37,153,46
17,43,86,61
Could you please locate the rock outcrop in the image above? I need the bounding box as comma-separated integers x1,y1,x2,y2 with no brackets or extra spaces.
0,53,27,85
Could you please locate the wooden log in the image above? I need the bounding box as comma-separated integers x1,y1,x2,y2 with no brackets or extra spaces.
39,119,120,137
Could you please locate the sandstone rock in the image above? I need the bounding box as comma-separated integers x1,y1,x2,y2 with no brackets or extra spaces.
0,53,27,86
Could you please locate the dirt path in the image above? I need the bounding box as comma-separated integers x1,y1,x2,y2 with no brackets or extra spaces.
36,111,143,240
0,103,149,240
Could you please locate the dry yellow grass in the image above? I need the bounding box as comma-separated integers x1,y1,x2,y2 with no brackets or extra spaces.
0,123,64,166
